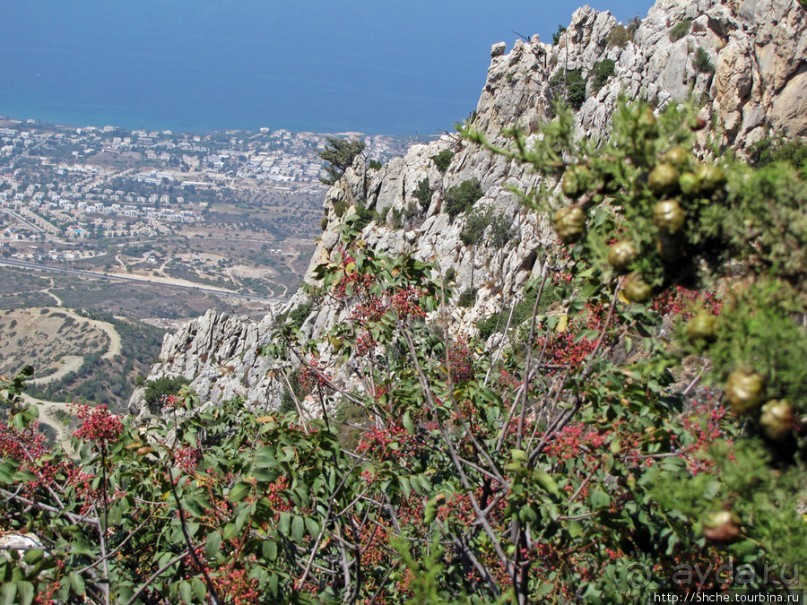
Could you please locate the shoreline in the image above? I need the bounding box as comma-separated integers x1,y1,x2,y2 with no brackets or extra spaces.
0,111,424,140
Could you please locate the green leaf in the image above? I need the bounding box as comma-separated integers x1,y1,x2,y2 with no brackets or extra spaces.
178,580,193,604
69,572,86,596
220,522,237,541
1,583,16,605
191,578,207,602
205,532,222,560
305,517,320,537
424,499,438,525
234,503,253,532
183,495,209,517
534,470,561,498
291,516,305,543
22,549,44,565
403,410,414,434
278,512,291,537
228,482,251,503
255,447,277,469
0,461,17,484
590,487,611,509
16,582,34,605
399,476,411,499
519,505,538,524
262,540,278,561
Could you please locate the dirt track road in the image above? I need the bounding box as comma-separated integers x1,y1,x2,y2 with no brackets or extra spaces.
21,393,77,457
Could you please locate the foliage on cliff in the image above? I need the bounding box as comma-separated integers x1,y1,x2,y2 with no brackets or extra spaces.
1,100,804,604
319,138,366,186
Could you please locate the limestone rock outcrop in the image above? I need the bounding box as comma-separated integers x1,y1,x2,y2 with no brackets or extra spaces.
131,0,805,415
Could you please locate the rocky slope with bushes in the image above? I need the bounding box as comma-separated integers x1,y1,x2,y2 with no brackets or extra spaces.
130,0,805,413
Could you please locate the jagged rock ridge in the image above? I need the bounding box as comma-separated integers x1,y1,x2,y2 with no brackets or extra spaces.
131,0,805,414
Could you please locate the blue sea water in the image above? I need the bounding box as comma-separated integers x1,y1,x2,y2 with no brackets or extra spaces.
0,1,654,136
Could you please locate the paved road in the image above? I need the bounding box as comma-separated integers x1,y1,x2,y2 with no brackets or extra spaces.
0,258,287,304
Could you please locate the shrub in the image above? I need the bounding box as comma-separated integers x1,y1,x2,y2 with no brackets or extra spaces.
693,46,715,73
551,68,587,110
590,59,616,95
460,207,514,248
444,178,483,219
460,207,492,246
457,288,478,308
287,300,313,329
748,137,807,171
144,375,190,413
353,203,376,230
430,149,454,174
368,159,383,170
477,314,499,340
413,179,434,209
331,199,348,218
385,206,404,230
488,212,515,248
669,19,692,42
403,202,420,222
606,24,631,48
627,16,642,37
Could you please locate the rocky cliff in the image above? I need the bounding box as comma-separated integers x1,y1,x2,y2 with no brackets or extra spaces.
130,0,805,415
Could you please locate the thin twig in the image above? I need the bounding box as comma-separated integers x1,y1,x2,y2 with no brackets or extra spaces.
0,488,100,526
401,328,513,576
165,464,221,605
124,545,200,605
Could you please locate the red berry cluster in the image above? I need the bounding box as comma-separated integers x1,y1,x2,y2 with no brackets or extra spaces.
211,567,261,605
355,425,420,463
351,295,387,323
652,285,722,319
297,358,330,392
674,395,730,475
545,423,609,462
535,331,598,369
0,424,48,462
373,385,388,401
73,404,124,446
447,338,474,383
355,330,377,355
534,301,612,370
34,580,61,605
390,285,427,320
266,475,292,515
174,447,203,474
0,423,70,497
65,467,105,515
331,248,376,300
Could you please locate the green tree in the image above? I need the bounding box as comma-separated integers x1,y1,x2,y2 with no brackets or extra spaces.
319,137,366,185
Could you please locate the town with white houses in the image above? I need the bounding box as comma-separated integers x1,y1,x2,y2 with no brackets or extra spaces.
0,118,406,261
